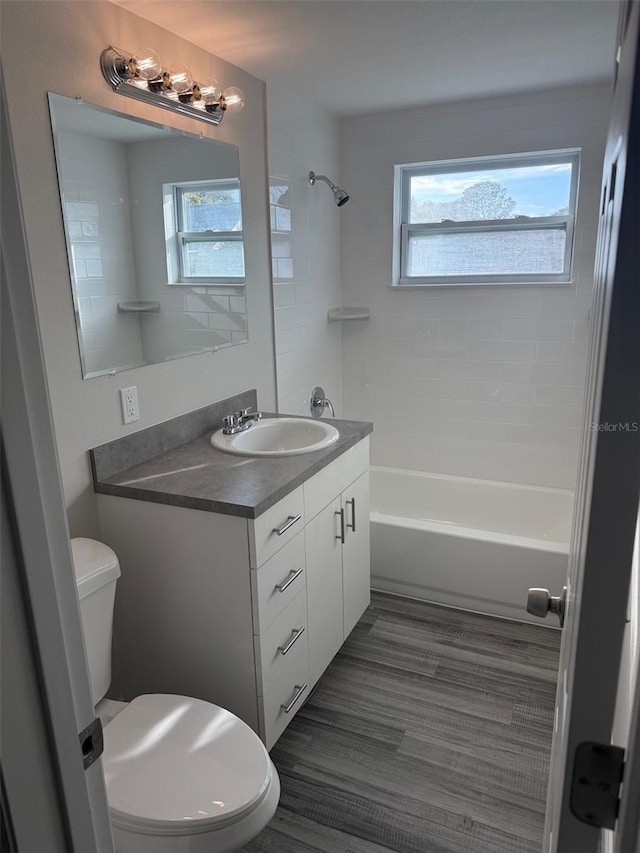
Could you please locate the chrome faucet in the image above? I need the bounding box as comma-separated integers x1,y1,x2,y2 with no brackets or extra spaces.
310,386,335,418
222,408,262,435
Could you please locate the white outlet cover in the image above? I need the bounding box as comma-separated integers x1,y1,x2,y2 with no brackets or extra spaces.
120,386,139,424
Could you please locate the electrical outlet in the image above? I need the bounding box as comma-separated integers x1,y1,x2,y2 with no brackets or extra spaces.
119,386,140,424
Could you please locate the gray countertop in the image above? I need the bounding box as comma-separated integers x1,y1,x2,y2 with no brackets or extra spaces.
92,416,372,519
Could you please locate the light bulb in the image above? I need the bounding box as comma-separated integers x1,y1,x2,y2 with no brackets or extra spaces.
200,81,221,105
134,49,162,81
169,64,193,94
222,87,245,113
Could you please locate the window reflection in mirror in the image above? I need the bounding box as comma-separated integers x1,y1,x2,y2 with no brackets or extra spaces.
165,179,245,283
48,93,248,379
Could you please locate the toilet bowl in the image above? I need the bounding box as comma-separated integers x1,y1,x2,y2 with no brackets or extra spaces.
71,538,279,852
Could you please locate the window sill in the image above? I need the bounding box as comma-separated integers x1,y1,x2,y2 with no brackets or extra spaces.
393,278,574,289
167,280,246,287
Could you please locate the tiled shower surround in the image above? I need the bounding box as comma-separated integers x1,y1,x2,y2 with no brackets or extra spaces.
267,85,344,418
339,84,611,489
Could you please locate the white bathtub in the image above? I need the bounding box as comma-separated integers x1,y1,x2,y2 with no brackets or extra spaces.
370,466,573,623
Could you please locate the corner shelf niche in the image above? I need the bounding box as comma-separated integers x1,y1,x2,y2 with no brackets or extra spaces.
327,306,371,322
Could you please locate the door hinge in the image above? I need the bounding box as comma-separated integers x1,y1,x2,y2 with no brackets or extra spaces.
570,741,625,829
78,717,103,771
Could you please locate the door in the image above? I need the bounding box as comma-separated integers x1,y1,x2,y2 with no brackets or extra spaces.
542,4,640,851
342,471,371,637
1,80,114,851
305,495,344,686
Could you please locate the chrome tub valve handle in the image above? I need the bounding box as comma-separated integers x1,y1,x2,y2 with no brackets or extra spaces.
310,386,335,418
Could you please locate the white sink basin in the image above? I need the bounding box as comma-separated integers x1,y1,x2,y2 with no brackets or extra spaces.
211,417,339,457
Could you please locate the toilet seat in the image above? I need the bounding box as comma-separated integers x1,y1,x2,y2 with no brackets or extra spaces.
102,694,274,836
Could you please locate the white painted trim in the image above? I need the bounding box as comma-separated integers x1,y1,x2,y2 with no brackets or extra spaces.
1,75,113,851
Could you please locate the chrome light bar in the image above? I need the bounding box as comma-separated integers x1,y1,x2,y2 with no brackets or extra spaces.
100,46,245,128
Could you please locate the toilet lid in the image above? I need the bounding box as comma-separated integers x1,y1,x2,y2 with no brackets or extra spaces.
103,694,273,835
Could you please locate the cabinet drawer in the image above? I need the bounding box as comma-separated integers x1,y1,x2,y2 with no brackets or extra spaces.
254,588,308,695
259,657,310,750
250,531,306,633
249,486,305,568
304,437,369,521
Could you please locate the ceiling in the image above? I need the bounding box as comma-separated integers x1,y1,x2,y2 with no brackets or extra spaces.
115,0,620,116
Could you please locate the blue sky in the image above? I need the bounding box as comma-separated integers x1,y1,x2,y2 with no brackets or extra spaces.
411,163,573,217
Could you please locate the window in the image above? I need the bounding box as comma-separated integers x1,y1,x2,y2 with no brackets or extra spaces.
394,150,580,287
269,178,293,281
164,179,245,284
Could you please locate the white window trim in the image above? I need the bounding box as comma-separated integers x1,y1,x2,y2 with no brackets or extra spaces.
392,149,581,288
165,179,246,286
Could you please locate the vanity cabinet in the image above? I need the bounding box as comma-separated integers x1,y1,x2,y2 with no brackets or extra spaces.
97,436,369,750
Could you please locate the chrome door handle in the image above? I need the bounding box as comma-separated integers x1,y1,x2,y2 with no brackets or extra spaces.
527,586,567,627
274,567,304,593
281,683,308,714
346,497,356,532
277,626,306,655
335,508,345,544
272,514,301,536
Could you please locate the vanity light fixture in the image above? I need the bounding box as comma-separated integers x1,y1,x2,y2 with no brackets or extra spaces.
100,46,245,127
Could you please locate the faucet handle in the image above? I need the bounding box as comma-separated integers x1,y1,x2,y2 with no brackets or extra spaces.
223,413,239,429
240,408,262,420
310,386,335,418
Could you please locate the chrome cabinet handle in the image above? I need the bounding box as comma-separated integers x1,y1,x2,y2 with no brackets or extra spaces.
277,626,306,655
274,567,304,593
272,514,301,536
281,683,308,714
335,508,345,544
346,497,356,533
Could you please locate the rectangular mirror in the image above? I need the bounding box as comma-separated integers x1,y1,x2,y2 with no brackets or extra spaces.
48,93,248,378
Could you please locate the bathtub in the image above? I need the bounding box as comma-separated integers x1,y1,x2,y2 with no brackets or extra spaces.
370,466,573,624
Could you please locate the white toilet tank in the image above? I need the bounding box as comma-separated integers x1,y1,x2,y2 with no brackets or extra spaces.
71,538,121,705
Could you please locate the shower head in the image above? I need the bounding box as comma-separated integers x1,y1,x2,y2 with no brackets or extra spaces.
308,171,350,207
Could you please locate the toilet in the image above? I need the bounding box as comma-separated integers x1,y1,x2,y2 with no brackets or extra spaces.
71,537,280,853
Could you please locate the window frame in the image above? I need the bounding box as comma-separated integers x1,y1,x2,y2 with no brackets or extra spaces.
170,178,246,286
393,149,581,288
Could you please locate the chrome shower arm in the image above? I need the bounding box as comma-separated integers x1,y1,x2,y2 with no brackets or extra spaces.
309,171,337,191
309,171,350,207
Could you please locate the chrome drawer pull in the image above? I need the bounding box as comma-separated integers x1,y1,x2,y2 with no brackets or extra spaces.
281,683,308,714
346,497,356,532
272,514,301,536
278,626,306,656
274,567,304,593
335,508,345,544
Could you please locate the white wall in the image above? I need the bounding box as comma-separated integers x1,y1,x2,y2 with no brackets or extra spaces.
2,0,276,536
267,85,344,417
340,84,611,489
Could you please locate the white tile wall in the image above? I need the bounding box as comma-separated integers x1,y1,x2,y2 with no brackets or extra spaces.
340,84,611,489
267,85,344,417
125,138,248,364
56,131,143,374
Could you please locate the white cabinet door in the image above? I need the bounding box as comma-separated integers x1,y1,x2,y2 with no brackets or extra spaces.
305,495,344,687
342,471,371,638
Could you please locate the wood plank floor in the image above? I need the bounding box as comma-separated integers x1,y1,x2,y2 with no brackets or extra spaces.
242,592,561,853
